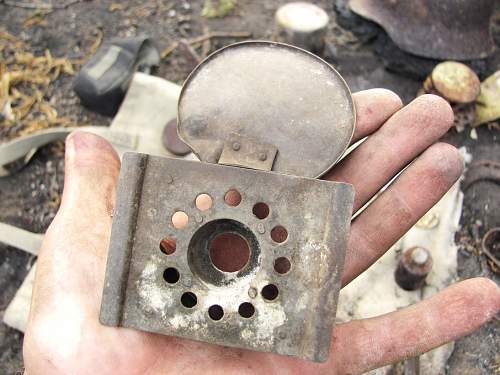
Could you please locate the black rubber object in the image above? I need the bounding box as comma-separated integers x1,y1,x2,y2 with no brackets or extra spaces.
73,36,160,116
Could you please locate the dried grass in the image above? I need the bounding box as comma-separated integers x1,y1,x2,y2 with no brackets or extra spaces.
0,29,77,138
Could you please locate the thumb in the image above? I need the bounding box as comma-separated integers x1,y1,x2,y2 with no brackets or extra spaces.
25,133,122,373
59,131,121,225
32,131,121,302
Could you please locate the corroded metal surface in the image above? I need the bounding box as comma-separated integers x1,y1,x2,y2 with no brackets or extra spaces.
177,41,355,179
349,0,496,60
100,154,354,362
395,247,433,291
101,41,356,362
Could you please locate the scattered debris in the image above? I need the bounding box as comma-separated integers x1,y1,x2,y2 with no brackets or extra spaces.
463,160,500,190
23,10,50,27
1,0,82,10
88,28,103,56
474,70,500,127
202,0,236,18
416,212,440,229
160,30,251,61
274,2,329,53
109,3,126,12
470,127,478,140
481,228,500,273
0,29,76,139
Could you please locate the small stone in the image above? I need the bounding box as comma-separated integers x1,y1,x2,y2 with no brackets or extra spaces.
431,61,480,104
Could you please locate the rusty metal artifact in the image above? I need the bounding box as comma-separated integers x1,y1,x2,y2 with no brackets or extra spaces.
395,247,433,291
178,41,355,178
100,41,356,362
349,0,496,60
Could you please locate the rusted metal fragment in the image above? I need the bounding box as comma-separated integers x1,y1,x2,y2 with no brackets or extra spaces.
177,41,355,179
395,247,433,291
100,153,354,362
349,0,496,60
462,160,500,190
482,228,500,271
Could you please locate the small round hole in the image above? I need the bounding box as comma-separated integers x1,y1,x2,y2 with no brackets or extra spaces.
208,305,224,321
172,211,189,229
261,284,279,301
195,193,213,211
160,236,176,255
209,232,251,272
271,226,288,243
181,292,197,308
274,257,291,274
252,202,270,219
238,302,255,318
163,267,180,284
224,189,242,206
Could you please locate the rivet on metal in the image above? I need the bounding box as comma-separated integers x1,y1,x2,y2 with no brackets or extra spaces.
257,223,265,234
259,152,267,161
248,287,258,299
232,142,241,151
195,214,203,223
182,276,193,288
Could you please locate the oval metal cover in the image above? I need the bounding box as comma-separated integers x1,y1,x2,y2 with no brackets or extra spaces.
177,41,355,178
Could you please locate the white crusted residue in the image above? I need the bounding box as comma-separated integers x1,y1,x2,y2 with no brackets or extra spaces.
240,301,286,347
337,182,463,375
136,262,172,317
170,313,203,331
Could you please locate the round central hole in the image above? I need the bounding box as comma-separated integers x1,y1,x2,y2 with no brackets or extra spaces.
209,232,251,272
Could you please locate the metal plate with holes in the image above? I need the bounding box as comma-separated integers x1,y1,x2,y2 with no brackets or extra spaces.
100,154,354,362
177,41,355,178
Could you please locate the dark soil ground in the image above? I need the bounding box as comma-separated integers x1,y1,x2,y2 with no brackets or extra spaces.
0,1,499,374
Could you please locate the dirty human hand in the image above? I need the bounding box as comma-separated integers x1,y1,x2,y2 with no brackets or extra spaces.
24,91,500,375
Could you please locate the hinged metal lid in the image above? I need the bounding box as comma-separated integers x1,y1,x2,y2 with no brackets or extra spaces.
177,41,355,178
